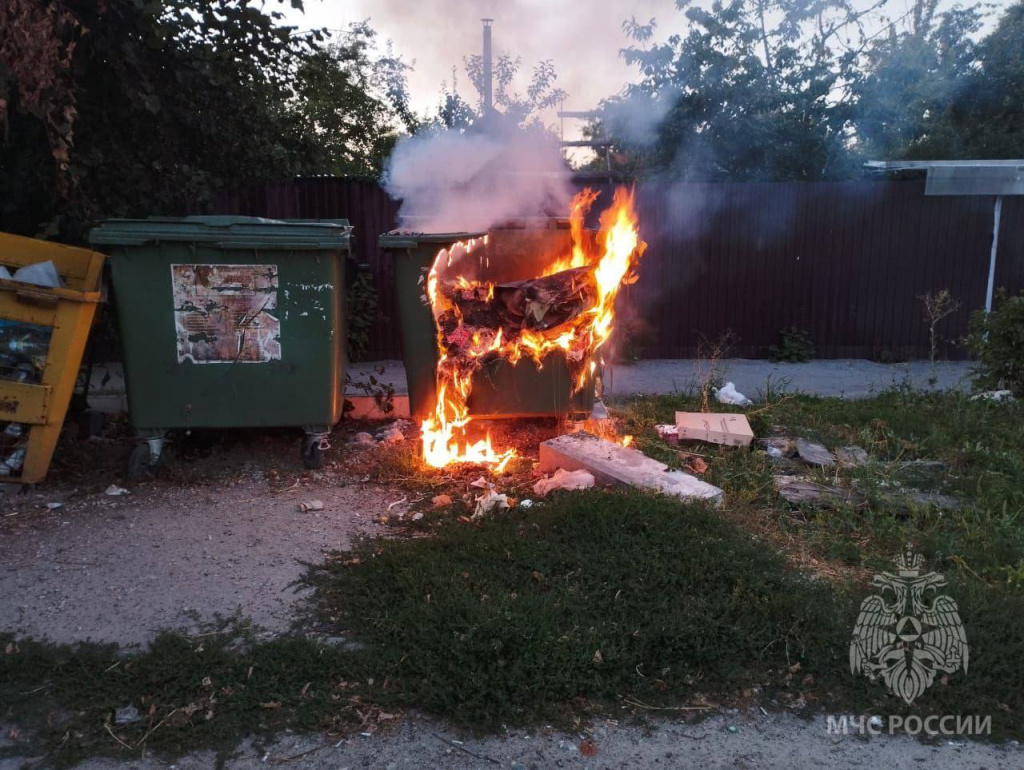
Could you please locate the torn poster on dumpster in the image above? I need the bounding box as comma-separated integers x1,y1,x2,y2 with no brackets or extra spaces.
171,264,281,364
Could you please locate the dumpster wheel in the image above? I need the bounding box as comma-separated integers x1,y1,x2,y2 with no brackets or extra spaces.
301,432,330,470
127,434,167,481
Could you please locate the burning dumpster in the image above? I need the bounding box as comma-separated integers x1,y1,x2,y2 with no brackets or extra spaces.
386,186,645,472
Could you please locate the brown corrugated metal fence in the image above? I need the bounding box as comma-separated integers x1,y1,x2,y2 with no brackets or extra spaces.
208,178,1022,361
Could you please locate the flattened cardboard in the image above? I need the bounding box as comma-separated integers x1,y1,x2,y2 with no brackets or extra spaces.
675,412,754,447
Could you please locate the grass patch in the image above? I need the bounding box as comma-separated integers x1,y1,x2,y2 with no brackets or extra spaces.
4,489,1024,764
615,388,1024,586
304,489,1023,737
5,389,1024,763
305,491,854,729
0,627,384,767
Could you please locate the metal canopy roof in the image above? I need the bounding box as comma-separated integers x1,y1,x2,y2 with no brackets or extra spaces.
864,159,1024,196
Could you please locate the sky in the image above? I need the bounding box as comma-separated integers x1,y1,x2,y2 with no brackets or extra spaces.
281,0,1010,136
282,0,675,128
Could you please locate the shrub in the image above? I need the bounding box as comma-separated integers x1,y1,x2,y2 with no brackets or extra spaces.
966,291,1024,397
346,271,379,362
768,327,815,363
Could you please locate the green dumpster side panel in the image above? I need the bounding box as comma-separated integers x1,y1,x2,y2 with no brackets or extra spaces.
92,217,350,431
381,231,595,421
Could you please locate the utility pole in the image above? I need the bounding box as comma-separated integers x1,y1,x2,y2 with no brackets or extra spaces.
482,19,494,116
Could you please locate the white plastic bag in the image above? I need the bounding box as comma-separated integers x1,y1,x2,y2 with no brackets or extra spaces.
532,468,596,497
13,260,63,288
715,382,753,406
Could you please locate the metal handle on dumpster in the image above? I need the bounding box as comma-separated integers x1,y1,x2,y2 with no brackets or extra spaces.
215,240,328,250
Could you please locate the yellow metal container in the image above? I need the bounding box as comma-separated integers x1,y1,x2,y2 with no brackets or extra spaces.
0,233,104,483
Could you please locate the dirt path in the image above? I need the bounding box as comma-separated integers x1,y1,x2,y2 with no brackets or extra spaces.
0,472,391,646
3,711,1020,769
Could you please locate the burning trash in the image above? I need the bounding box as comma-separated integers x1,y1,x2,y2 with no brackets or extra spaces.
420,187,645,472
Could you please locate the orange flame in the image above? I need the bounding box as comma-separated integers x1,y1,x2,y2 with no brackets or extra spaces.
420,187,645,471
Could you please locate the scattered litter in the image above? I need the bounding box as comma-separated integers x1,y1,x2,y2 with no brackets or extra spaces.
532,468,596,497
970,390,1014,402
836,445,869,468
676,412,754,447
519,499,535,509
715,382,753,406
298,500,324,512
579,740,599,757
685,456,709,475
592,650,603,665
473,488,509,518
758,436,795,458
45,502,63,510
411,512,424,521
0,448,26,476
354,432,375,446
104,484,130,496
869,715,884,729
431,494,452,508
387,496,408,511
795,438,834,468
655,424,679,444
374,420,414,444
726,725,739,734
539,433,723,503
114,705,140,725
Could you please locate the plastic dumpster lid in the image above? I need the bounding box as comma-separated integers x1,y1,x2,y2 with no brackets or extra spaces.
89,216,352,249
378,230,488,250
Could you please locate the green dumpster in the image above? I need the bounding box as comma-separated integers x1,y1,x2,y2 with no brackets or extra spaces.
381,225,595,423
89,216,352,475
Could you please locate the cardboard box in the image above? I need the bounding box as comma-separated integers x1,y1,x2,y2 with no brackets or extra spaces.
675,412,754,447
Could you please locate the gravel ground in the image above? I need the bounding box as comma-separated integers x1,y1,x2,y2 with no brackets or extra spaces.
0,464,391,646
605,359,973,399
3,711,1020,770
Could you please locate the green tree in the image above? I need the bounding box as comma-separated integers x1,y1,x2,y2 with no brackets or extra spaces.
294,22,416,178
855,0,985,159
614,0,878,180
1,0,327,241
1,1,415,241
904,1,1024,158
463,53,567,126
431,49,567,131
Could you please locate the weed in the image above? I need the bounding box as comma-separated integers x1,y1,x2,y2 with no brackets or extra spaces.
689,330,737,411
920,289,962,384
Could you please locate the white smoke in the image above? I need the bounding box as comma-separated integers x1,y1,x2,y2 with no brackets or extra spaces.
600,89,677,147
382,122,573,233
